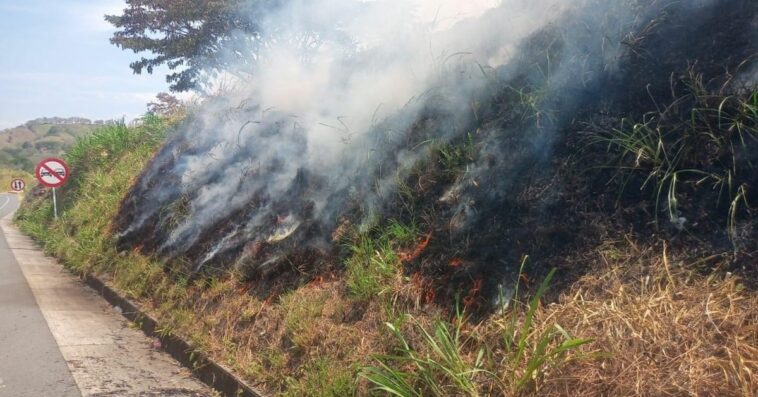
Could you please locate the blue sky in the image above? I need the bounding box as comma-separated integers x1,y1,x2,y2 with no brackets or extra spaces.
0,0,169,129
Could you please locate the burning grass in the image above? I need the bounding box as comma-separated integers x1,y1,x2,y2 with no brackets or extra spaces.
17,157,758,395
12,0,758,395
13,120,758,395
102,0,758,314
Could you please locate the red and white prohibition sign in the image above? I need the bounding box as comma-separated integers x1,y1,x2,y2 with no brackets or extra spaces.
35,157,70,188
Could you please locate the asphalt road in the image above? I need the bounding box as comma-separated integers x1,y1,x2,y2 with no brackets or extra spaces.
0,193,80,396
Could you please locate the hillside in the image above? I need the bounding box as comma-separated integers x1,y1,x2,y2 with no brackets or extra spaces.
0,117,109,171
14,1,758,396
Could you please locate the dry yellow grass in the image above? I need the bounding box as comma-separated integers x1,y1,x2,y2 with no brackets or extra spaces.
528,241,758,396
116,237,757,396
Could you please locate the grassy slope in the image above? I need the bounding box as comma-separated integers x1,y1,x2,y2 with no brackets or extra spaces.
15,116,758,396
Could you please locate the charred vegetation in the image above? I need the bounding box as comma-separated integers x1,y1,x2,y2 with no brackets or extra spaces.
113,0,757,312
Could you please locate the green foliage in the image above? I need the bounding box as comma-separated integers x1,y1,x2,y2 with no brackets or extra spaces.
283,357,356,397
363,315,487,397
498,263,592,389
344,220,418,300
587,74,757,241
362,261,592,396
66,115,169,171
433,134,476,176
106,0,261,91
14,116,172,274
345,233,401,300
0,148,34,171
0,119,99,172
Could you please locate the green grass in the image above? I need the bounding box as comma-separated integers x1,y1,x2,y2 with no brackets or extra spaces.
433,134,476,176
280,289,330,348
362,259,592,396
586,73,757,242
501,265,592,390
15,115,173,273
344,220,419,300
363,315,488,397
345,234,402,300
283,357,357,397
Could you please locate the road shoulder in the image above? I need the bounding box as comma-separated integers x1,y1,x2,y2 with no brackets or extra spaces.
0,217,213,397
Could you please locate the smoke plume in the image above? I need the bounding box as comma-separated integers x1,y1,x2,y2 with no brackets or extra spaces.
115,0,756,291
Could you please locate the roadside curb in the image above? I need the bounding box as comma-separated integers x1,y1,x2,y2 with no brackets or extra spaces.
82,274,266,397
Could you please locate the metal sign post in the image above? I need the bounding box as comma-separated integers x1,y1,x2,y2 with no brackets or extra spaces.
52,187,58,219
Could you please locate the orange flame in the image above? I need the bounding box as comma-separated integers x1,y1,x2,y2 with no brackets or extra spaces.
463,278,483,309
398,232,432,263
424,288,436,304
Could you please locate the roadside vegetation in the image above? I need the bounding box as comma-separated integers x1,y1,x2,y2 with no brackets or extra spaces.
15,109,758,396
14,0,758,396
585,72,757,245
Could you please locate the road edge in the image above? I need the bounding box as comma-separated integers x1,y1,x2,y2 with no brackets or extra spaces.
4,202,265,397
81,274,266,397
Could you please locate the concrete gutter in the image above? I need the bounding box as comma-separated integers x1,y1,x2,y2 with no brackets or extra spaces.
82,275,266,397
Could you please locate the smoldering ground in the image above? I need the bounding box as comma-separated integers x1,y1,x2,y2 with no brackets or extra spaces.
115,0,757,305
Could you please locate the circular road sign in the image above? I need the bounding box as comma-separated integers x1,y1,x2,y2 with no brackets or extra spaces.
10,179,25,192
35,157,70,188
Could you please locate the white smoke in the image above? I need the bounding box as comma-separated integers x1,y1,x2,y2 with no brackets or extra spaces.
151,0,576,255
117,0,733,272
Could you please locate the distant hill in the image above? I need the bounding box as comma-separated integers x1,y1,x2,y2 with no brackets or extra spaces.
0,117,113,172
